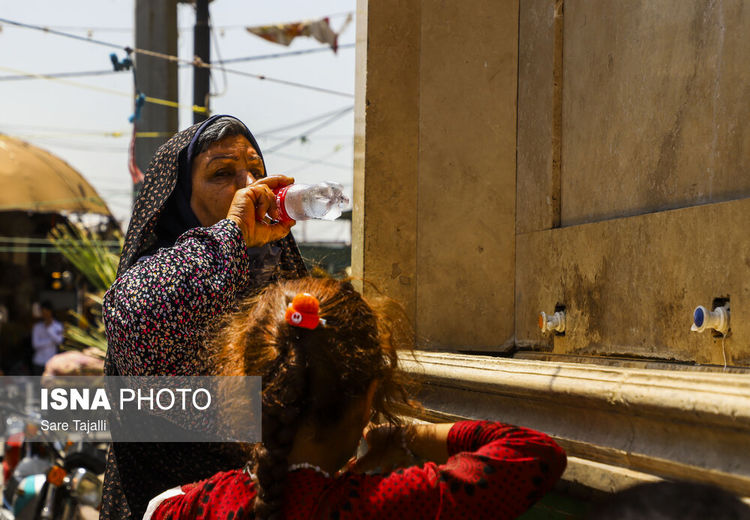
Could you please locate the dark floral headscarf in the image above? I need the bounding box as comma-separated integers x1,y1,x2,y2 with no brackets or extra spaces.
117,114,306,278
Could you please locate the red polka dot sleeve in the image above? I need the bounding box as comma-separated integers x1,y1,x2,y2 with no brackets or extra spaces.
148,470,256,520
346,420,566,519
148,420,566,520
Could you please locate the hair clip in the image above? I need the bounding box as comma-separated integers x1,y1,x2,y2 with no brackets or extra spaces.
285,293,326,330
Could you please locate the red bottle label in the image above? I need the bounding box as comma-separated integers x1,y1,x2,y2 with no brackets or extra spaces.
274,185,295,223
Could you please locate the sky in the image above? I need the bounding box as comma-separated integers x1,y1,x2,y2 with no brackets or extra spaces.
0,0,355,243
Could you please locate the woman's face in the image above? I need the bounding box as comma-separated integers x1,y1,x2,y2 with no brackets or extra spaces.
190,134,265,227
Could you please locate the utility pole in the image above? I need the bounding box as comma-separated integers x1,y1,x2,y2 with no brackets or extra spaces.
134,0,178,197
193,0,211,124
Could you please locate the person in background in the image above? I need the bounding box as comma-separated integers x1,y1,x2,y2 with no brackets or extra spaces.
144,277,567,520
42,348,104,376
30,300,63,375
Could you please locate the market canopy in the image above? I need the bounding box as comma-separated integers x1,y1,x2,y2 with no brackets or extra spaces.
0,134,112,216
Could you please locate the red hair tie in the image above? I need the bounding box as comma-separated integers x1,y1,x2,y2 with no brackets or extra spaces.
285,293,325,330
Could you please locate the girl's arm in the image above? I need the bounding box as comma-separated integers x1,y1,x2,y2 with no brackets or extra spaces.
351,420,567,519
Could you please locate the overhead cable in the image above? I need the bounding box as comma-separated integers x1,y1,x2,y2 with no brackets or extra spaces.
221,43,354,64
272,151,352,171
0,43,355,82
2,128,172,138
0,65,207,113
0,196,107,211
256,106,354,136
208,14,228,98
0,236,120,247
0,245,119,254
0,17,354,98
3,109,354,140
264,106,353,153
285,144,351,174
0,69,122,81
27,12,355,34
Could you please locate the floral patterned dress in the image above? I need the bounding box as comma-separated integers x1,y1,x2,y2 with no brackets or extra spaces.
101,220,305,519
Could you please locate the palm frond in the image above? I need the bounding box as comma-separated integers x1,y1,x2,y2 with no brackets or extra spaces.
48,224,122,292
48,223,122,354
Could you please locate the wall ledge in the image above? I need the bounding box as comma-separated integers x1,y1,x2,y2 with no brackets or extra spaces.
400,351,750,498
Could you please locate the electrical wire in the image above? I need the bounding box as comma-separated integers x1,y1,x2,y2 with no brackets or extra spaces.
4,129,126,138
26,141,127,153
0,236,120,247
0,18,125,49
264,106,353,153
255,106,354,136
221,43,355,64
208,66,353,98
0,244,119,254
0,246,67,254
0,17,354,98
271,151,352,171
284,144,350,175
262,134,354,141
208,20,228,98
0,43,355,82
0,69,123,81
25,12,355,34
1,110,354,141
0,197,108,211
0,65,207,113
1,128,172,139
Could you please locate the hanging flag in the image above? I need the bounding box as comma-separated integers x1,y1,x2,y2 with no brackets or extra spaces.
128,125,144,187
246,14,352,53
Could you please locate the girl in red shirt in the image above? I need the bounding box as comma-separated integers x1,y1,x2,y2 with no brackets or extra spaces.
145,277,566,519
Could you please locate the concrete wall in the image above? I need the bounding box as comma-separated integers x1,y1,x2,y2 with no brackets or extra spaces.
516,0,750,366
561,0,750,226
352,0,420,323
355,0,750,366
355,0,750,499
354,0,519,349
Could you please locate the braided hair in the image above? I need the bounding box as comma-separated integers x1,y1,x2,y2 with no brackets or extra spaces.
214,277,415,519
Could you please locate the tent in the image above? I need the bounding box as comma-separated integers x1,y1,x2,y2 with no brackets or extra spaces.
0,134,112,216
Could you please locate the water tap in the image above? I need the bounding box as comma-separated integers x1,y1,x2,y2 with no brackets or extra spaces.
691,305,730,335
539,311,565,334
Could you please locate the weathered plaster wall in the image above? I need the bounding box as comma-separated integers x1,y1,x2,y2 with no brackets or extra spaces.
415,0,518,348
352,0,420,322
355,0,750,502
516,0,750,365
562,0,750,226
516,198,750,365
356,0,750,364
517,0,559,234
354,0,519,349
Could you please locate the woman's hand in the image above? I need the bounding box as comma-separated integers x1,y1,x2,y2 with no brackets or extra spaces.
226,175,295,248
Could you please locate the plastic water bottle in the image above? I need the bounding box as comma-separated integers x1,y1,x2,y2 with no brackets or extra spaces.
274,182,349,222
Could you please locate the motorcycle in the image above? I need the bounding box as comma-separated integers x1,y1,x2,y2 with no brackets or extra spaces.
1,410,106,520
